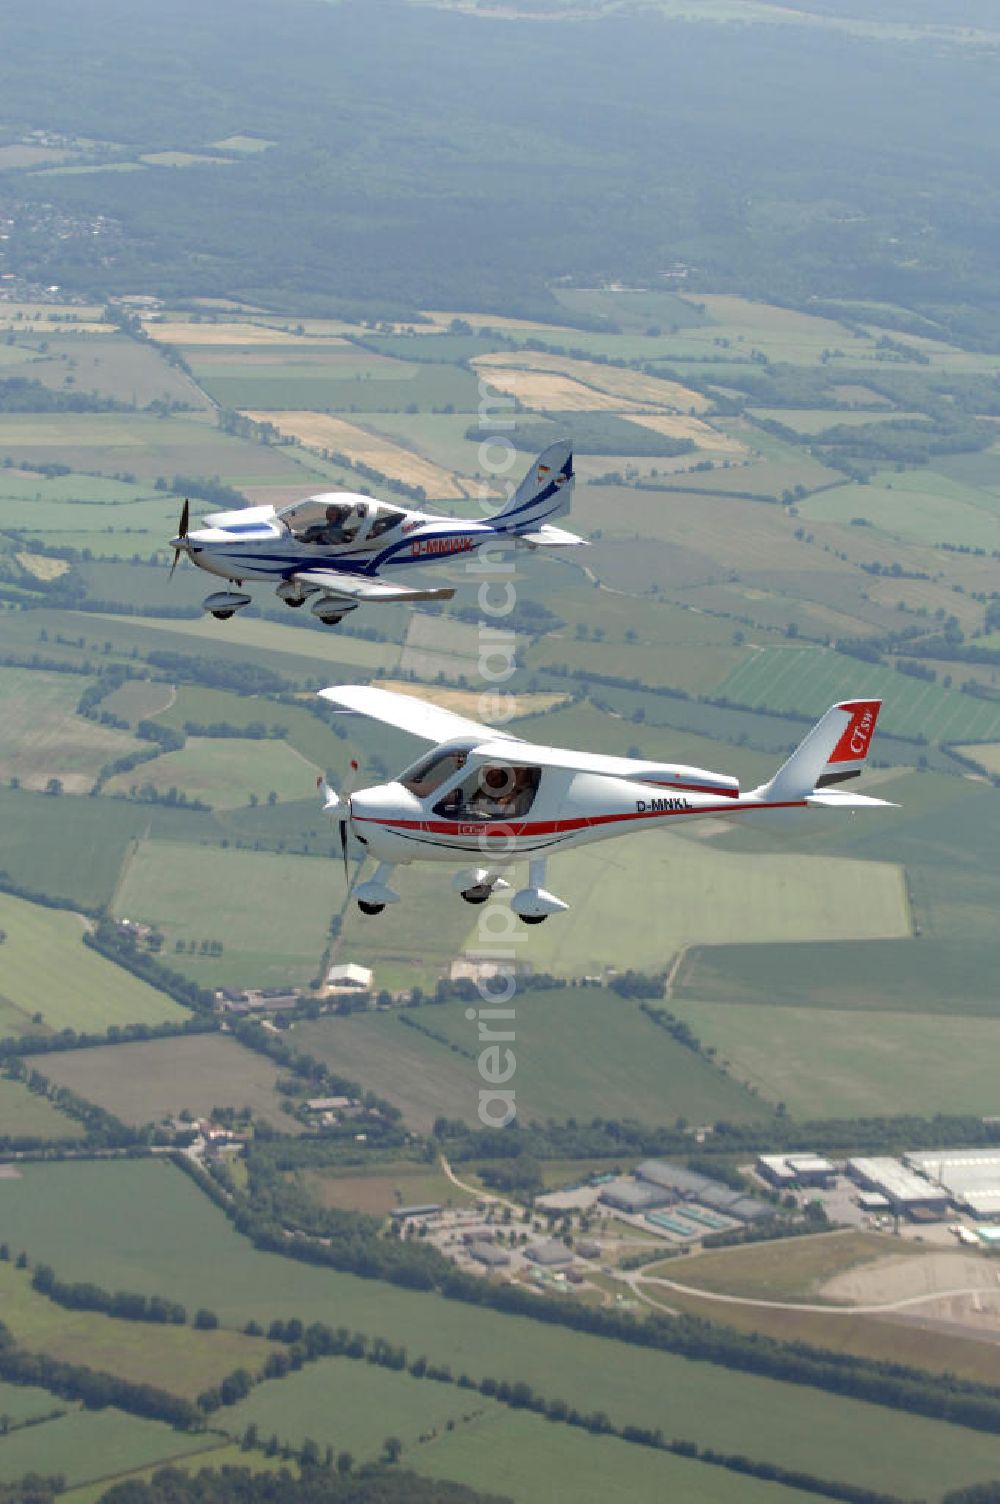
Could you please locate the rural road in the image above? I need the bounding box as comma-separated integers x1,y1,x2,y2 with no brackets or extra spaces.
439,1153,521,1214
636,1272,1000,1317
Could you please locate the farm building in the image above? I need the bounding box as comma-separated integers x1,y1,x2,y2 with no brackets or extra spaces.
215,987,300,1013
905,1150,1000,1220
468,1242,510,1268
389,1203,441,1221
525,1240,574,1267
598,1179,670,1214
846,1158,949,1217
636,1160,771,1222
757,1153,836,1189
326,963,373,992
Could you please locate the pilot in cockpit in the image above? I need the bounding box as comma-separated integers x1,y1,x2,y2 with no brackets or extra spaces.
301,503,364,546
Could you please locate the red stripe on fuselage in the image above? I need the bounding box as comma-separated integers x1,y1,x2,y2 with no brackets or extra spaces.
354,799,805,840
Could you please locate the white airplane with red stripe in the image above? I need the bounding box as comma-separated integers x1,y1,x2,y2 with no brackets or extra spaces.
318,686,894,924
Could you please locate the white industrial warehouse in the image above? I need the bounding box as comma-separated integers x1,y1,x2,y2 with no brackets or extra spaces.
904,1150,1000,1220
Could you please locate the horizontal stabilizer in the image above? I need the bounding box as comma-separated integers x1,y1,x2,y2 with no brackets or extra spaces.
806,791,897,809
516,523,587,548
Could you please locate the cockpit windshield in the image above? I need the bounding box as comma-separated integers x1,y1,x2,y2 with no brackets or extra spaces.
400,746,470,798
432,764,541,821
279,496,370,545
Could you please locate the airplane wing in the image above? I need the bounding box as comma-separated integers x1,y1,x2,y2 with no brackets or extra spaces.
317,684,519,747
295,569,456,604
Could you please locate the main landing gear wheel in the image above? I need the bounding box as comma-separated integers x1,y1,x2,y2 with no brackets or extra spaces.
517,913,548,925
285,596,305,608
460,884,493,905
358,900,385,916
211,610,234,620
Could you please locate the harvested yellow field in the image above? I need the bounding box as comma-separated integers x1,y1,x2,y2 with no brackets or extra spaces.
143,321,348,347
623,412,747,455
373,680,569,720
473,367,650,413
240,411,467,499
16,552,69,581
475,350,710,413
955,743,1000,775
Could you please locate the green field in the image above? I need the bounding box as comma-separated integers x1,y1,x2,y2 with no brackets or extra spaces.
0,1406,219,1488
198,363,479,413
669,994,1000,1117
659,1231,912,1302
105,735,320,808
717,645,1000,743
0,891,187,1037
60,1443,292,1504
0,1376,65,1426
748,408,930,434
0,413,308,486
7,332,208,408
415,1408,820,1504
0,1259,272,1400
319,987,769,1130
6,1162,1000,1499
221,1358,818,1503
301,1160,477,1215
481,831,908,978
111,839,335,988
294,1011,484,1131
0,1074,81,1139
0,666,141,793
223,1354,512,1462
0,784,210,910
674,937,1000,1017
100,678,176,724
32,1033,301,1131
86,609,400,673
152,684,351,768
800,470,1000,550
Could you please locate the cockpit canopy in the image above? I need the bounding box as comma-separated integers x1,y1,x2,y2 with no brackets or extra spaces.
399,744,542,821
277,493,406,546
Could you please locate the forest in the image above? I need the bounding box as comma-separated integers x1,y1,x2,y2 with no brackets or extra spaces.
0,0,999,336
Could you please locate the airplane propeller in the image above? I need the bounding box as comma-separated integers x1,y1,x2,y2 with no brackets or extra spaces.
319,760,361,886
169,498,190,578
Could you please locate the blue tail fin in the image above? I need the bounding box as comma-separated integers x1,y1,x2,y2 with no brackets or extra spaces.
494,441,574,534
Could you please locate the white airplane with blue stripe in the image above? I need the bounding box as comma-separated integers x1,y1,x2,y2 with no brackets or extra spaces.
169,441,581,624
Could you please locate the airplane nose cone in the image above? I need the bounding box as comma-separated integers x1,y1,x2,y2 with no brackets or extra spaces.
351,783,422,823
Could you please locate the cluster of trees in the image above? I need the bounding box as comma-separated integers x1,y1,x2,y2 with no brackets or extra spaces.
0,1320,199,1430
83,920,215,1013
0,376,130,414
98,1467,505,1504
31,1263,187,1325
640,1002,708,1056
155,474,246,509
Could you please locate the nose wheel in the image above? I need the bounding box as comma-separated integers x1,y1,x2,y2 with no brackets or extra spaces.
358,900,385,916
